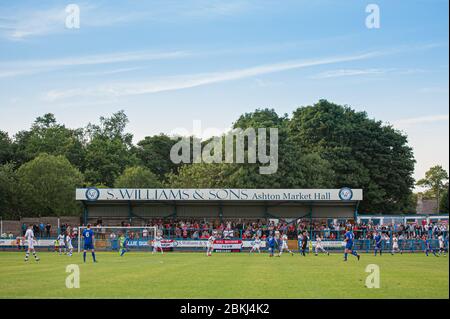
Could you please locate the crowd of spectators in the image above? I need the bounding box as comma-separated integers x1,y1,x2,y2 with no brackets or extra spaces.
138,218,449,241
2,218,448,242
308,219,448,241
18,222,52,238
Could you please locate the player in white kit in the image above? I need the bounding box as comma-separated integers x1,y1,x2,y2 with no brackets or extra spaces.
278,233,294,256
249,235,261,254
24,225,40,262
152,231,164,254
391,234,402,255
206,232,216,256
314,235,330,256
438,233,447,256
66,232,74,257
58,233,66,255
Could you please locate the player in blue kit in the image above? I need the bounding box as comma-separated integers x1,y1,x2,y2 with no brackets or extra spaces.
82,224,97,263
374,232,383,256
267,233,276,257
424,235,438,257
344,227,360,261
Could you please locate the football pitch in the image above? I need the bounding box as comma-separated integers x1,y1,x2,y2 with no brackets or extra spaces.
0,251,448,299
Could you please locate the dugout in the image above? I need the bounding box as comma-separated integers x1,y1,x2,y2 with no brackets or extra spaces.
76,188,363,225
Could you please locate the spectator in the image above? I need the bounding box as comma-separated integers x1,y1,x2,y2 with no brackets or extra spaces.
33,224,39,236
45,223,51,237
101,226,106,239
60,223,66,235
39,222,45,237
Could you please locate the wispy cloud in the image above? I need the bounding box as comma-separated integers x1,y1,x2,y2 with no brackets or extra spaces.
0,0,253,40
44,51,384,101
391,114,449,128
0,5,70,40
0,69,35,78
0,50,189,78
312,68,388,79
74,67,143,77
311,67,427,79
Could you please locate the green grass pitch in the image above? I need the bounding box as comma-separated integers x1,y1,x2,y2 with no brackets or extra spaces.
0,251,448,299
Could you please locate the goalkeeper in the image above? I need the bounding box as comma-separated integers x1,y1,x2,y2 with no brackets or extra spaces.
119,232,129,257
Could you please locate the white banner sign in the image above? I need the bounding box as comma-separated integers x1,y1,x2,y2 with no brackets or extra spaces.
173,240,208,248
312,241,346,248
213,240,242,250
242,240,267,248
77,188,362,202
0,239,55,247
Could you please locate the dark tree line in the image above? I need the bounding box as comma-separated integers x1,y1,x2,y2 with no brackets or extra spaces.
0,100,419,218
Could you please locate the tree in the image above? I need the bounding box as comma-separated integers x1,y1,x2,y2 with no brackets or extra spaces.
233,108,288,128
84,111,138,186
84,137,138,187
115,166,162,188
417,165,449,213
0,163,20,218
0,102,420,215
226,108,293,188
439,187,449,214
12,113,85,168
135,134,178,179
17,153,83,216
165,108,336,190
288,99,416,213
0,131,14,165
166,163,239,188
85,110,133,143
402,192,418,214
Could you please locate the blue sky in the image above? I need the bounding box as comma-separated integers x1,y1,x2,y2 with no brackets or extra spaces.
0,0,448,183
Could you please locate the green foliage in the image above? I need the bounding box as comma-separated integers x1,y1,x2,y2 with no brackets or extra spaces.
402,192,418,214
115,166,162,188
233,108,288,129
0,164,20,218
168,101,415,214
84,136,138,187
166,163,237,188
85,110,133,144
439,187,449,214
135,134,178,179
16,153,83,216
416,165,449,198
288,100,416,213
166,108,335,190
0,131,14,165
12,113,85,168
0,101,420,215
84,111,138,186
